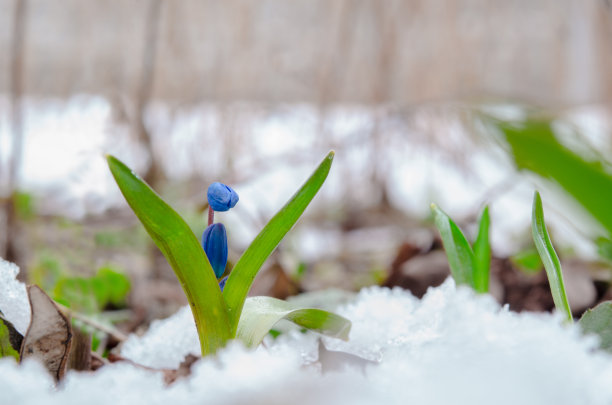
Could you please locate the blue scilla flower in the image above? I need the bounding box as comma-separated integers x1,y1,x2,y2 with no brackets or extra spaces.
202,223,228,278
207,182,239,212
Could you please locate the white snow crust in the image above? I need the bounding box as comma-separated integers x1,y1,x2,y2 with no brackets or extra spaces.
0,258,30,334
2,260,612,405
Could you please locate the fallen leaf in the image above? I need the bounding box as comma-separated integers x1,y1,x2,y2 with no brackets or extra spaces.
20,285,72,382
68,327,91,371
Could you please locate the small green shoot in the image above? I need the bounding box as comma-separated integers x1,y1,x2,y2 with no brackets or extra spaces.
431,204,490,293
473,206,491,293
531,191,572,322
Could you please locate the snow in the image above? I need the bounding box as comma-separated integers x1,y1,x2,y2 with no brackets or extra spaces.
3,260,612,404
120,305,199,369
0,258,30,334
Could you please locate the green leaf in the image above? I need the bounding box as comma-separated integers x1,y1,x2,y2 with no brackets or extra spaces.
94,267,131,307
472,206,491,293
30,254,64,292
53,278,98,313
493,117,612,237
0,316,21,361
596,237,612,264
510,248,543,274
236,296,351,347
431,204,475,288
15,191,35,221
531,191,572,322
107,155,231,355
579,301,612,352
51,266,131,313
223,151,334,333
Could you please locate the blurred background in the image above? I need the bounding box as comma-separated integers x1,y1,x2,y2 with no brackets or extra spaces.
1,0,612,336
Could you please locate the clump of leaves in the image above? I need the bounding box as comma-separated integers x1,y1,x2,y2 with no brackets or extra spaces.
430,204,491,293
107,151,351,356
31,256,131,314
52,266,130,314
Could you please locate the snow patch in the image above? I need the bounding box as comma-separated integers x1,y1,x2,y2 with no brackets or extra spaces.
3,263,612,404
0,258,31,334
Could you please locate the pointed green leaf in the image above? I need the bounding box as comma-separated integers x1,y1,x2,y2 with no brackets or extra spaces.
579,301,612,352
223,151,334,333
472,206,491,293
494,117,612,236
431,204,475,288
531,191,572,322
106,155,231,355
236,296,351,347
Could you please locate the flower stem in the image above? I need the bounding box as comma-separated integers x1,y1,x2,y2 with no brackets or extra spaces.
208,205,214,226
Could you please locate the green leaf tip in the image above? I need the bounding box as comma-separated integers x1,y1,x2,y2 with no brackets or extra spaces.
430,203,476,288
473,205,491,293
223,151,335,333
531,191,573,322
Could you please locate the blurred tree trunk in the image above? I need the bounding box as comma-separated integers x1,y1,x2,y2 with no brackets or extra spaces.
1,0,27,276
369,0,401,208
135,0,167,279
135,0,164,187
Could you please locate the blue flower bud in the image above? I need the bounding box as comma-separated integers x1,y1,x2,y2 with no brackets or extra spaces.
207,182,239,212
201,223,228,278
218,275,228,291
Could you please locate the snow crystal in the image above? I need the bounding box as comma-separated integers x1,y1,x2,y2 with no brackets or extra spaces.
0,258,31,334
3,263,612,404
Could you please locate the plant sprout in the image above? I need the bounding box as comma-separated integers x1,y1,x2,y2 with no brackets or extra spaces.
431,204,491,293
107,151,351,356
531,191,572,322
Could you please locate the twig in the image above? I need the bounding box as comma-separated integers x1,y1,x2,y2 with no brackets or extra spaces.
57,304,129,342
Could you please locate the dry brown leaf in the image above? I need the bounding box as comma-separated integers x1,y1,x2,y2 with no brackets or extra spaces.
68,327,91,371
20,285,72,382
